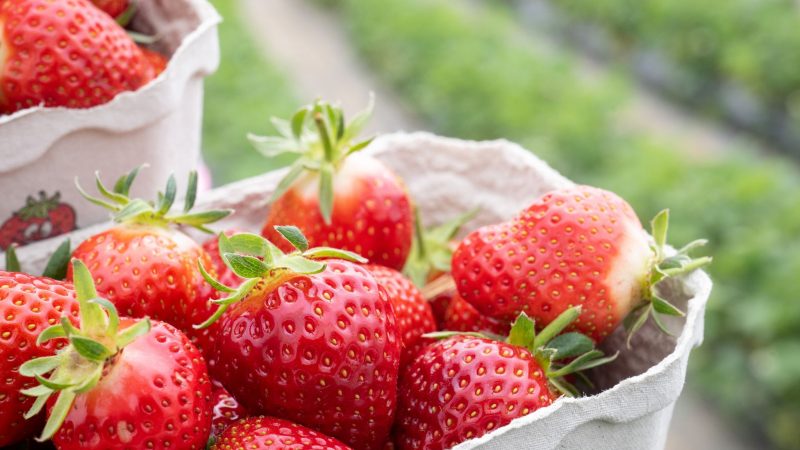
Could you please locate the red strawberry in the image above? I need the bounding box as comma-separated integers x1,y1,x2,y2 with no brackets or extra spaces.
451,186,710,343
443,292,510,336
202,229,244,289
0,0,159,114
395,308,614,449
210,381,247,439
68,168,231,352
90,0,129,19
211,416,353,450
19,260,213,449
0,192,76,250
140,47,168,76
197,228,400,450
365,264,436,366
254,99,413,270
0,272,78,447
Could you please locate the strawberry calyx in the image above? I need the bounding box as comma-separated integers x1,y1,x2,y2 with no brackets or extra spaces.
425,306,618,397
404,207,477,289
19,259,151,442
16,191,63,220
248,96,376,223
76,166,232,233
195,226,367,329
625,209,713,347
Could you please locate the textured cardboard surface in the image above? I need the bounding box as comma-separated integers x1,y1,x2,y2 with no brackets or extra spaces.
0,0,220,239
9,133,711,450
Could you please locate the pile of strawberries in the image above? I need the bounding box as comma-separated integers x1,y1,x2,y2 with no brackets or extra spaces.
0,95,710,450
0,0,165,115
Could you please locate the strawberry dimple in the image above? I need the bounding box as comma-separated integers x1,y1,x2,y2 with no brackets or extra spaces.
452,186,651,342
211,260,400,450
395,336,555,450
0,273,79,447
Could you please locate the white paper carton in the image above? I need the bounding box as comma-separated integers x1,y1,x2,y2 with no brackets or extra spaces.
0,0,220,250
10,132,711,450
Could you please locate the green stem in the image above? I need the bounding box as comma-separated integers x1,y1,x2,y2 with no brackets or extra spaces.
532,306,581,350
314,112,336,165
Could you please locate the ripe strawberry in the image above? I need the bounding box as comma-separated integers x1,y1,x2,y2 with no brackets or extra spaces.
210,381,247,439
254,98,413,270
90,0,129,19
443,293,510,336
0,0,160,114
197,228,400,450
365,264,436,366
19,260,213,449
140,47,168,76
202,229,244,289
0,192,76,251
68,168,230,351
0,272,78,447
212,416,352,450
451,186,710,343
395,308,614,449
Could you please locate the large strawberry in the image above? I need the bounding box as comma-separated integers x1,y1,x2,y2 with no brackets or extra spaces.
197,228,400,450
0,0,160,114
0,272,79,447
68,168,230,351
253,98,413,270
395,308,614,449
0,192,76,251
212,416,353,450
403,209,476,328
452,186,711,343
365,264,436,366
19,259,213,449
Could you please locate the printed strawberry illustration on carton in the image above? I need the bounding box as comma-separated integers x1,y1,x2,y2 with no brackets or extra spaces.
0,191,76,250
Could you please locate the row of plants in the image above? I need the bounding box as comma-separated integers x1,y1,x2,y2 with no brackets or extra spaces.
326,0,800,448
532,0,800,151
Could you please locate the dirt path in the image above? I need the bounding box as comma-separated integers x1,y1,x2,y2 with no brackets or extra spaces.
235,1,761,449
238,0,423,135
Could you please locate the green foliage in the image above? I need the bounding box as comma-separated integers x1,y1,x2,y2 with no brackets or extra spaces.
333,0,800,447
555,0,800,110
202,0,298,186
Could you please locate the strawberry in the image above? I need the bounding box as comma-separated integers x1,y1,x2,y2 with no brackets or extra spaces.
395,308,615,449
443,292,510,337
68,168,231,352
365,264,436,366
0,192,76,251
403,209,476,328
451,186,711,343
0,0,159,114
202,229,244,289
197,228,400,450
210,381,247,439
140,47,168,76
253,98,413,270
211,416,353,450
90,0,129,19
0,272,79,447
19,259,213,449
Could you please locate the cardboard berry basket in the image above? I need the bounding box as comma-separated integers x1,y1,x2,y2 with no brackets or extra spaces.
10,132,712,450
0,0,220,250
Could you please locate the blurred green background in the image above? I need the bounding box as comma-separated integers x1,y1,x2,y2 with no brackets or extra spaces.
203,1,800,449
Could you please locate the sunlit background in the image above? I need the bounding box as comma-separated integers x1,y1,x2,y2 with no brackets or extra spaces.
201,1,800,449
